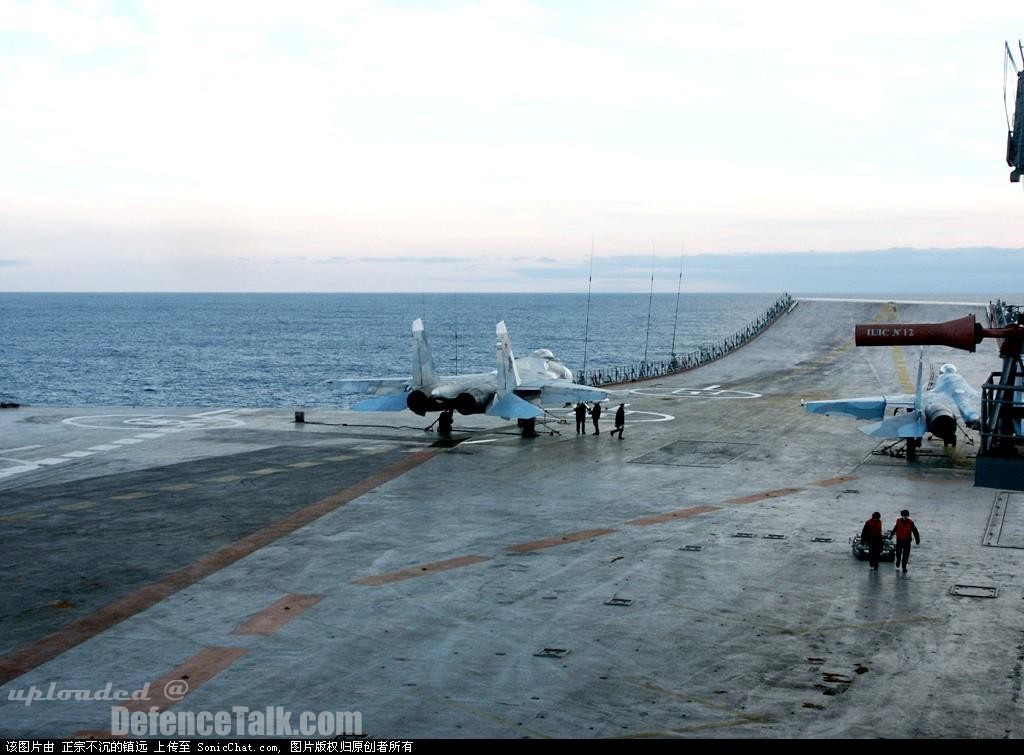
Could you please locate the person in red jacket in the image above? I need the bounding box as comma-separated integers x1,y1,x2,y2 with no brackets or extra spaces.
861,512,884,570
890,509,921,573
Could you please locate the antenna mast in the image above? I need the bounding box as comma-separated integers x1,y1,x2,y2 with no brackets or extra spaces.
670,245,684,362
582,241,594,382
643,244,655,365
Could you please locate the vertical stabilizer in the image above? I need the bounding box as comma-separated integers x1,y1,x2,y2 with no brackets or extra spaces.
913,347,925,416
495,321,522,394
487,321,542,419
412,318,438,387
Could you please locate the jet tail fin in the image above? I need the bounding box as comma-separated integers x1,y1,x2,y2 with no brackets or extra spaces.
352,393,410,412
488,322,541,419
861,414,927,438
495,321,522,394
860,348,927,438
913,347,925,415
486,392,544,419
412,318,438,387
803,397,887,420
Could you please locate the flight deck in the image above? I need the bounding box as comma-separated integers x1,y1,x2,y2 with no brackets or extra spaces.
1,298,1022,738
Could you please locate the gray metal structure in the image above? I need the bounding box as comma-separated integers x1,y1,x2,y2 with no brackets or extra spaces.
1006,41,1024,182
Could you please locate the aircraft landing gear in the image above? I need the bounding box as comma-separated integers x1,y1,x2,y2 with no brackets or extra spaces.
425,410,454,436
877,437,922,461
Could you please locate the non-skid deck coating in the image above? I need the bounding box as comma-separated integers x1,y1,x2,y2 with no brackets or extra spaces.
1,298,1022,739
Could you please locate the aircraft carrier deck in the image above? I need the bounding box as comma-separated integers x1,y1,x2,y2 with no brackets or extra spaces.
1,297,1022,739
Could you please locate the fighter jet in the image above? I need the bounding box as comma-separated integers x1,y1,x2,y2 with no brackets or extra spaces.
802,353,981,454
331,319,607,432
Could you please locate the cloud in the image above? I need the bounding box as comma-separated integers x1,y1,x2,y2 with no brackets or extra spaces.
472,247,1024,295
1,1,1022,290
0,259,28,267
321,256,468,265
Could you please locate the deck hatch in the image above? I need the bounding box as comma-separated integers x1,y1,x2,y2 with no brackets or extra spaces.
983,492,1024,549
604,598,633,607
534,648,571,658
950,584,999,598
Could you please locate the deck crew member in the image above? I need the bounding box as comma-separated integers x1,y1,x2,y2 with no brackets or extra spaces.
610,403,625,439
891,509,921,573
575,402,588,434
861,512,884,570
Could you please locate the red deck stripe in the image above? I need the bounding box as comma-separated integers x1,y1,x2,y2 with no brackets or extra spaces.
353,555,492,586
230,594,324,636
0,450,436,685
811,475,858,487
626,505,721,526
724,487,803,505
504,528,618,554
119,646,249,712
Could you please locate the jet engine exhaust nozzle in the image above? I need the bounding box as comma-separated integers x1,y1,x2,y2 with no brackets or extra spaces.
406,390,430,416
455,389,491,416
926,410,958,444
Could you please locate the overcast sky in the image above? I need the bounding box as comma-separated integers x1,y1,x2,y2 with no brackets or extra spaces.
1,0,1022,292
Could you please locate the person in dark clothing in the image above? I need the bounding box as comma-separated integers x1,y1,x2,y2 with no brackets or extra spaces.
610,403,625,439
890,509,921,573
575,402,588,434
861,511,884,570
437,409,453,436
590,401,602,435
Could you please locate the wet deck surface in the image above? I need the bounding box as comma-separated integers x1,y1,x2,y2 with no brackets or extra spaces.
1,298,1022,738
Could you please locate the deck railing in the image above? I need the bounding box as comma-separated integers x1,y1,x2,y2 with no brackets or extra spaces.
988,298,1023,328
577,293,793,387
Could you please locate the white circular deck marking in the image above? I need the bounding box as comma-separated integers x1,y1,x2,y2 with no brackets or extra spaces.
546,406,674,424
63,413,245,431
0,411,250,483
629,384,762,400
622,409,675,423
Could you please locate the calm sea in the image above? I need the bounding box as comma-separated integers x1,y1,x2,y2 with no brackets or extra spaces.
0,292,787,407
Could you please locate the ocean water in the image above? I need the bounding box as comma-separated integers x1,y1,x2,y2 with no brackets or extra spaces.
0,292,786,407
